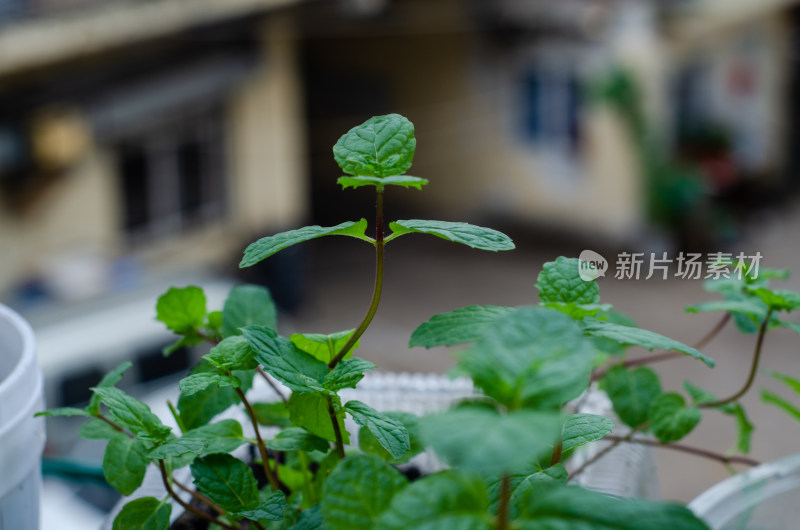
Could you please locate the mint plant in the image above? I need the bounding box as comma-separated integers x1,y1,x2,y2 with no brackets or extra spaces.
37,114,799,529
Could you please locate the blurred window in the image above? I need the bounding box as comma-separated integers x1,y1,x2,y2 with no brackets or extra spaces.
521,67,582,155
115,109,226,243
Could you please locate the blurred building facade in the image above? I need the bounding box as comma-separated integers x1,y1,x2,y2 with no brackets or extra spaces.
0,0,309,305
1,0,798,307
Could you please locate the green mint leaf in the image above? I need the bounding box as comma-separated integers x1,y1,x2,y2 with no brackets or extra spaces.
683,381,734,413
376,471,488,530
333,113,416,177
267,427,330,453
288,393,349,444
323,358,376,392
291,504,324,530
79,418,121,440
232,490,287,523
762,389,800,422
337,175,428,190
87,361,134,415
359,411,423,465
682,382,752,454
242,326,329,394
155,286,207,333
320,454,407,530
748,287,800,312
561,413,615,456
649,393,701,443
252,401,291,427
778,319,800,335
488,465,567,519
409,305,513,348
583,320,715,367
148,437,208,460
685,299,768,320
457,307,596,409
176,361,253,430
345,400,410,460
179,372,241,396
103,435,150,495
769,370,800,394
162,333,203,358
112,497,171,530
419,407,560,475
207,310,223,332
543,302,613,320
518,486,709,529
221,284,278,337
182,419,248,456
240,219,369,268
35,406,91,418
536,257,600,305
178,385,238,431
204,336,258,371
191,454,259,513
730,403,754,454
387,220,514,251
91,387,171,442
290,329,360,364
601,366,662,428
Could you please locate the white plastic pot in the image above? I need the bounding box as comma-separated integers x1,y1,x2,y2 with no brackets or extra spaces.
689,452,800,529
0,303,45,529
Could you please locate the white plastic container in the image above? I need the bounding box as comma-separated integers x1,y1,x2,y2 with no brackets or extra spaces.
689,452,800,529
0,303,45,529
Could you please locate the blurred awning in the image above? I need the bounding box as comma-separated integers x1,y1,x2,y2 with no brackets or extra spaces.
0,0,302,78
666,0,800,42
88,53,256,140
470,0,616,40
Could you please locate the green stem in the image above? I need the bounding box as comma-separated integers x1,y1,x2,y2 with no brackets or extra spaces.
701,309,773,409
297,451,316,505
167,400,187,434
235,388,280,491
496,474,510,530
328,186,385,370
328,396,346,459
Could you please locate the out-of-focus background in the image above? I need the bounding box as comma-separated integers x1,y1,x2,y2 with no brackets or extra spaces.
1,0,800,526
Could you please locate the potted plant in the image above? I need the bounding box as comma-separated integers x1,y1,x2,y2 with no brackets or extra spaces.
39,114,800,529
0,303,45,529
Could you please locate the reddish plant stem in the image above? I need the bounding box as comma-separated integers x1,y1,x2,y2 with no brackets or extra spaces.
257,367,288,404
158,460,237,530
235,388,280,491
592,312,731,382
174,479,226,516
568,423,647,481
605,435,761,467
97,414,133,438
496,474,510,530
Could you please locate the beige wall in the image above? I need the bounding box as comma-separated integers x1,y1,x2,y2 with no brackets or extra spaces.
229,14,308,234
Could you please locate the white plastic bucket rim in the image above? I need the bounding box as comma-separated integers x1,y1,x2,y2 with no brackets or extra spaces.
0,303,46,500
688,452,800,528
